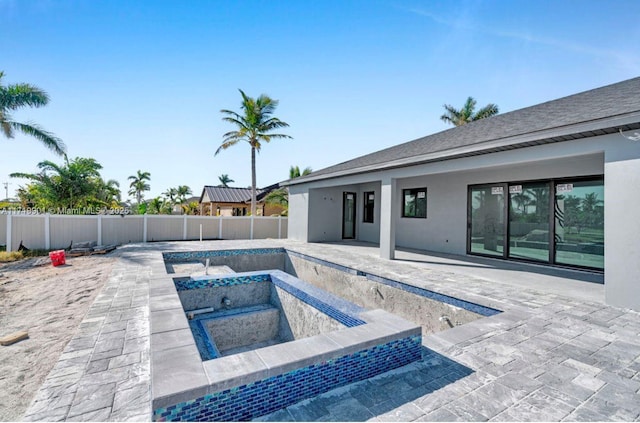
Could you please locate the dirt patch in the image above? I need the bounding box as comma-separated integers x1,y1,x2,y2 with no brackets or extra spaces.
0,255,115,421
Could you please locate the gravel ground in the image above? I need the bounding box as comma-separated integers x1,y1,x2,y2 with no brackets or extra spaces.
0,255,115,421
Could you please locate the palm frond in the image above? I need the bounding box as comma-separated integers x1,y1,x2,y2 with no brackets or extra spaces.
9,121,66,156
2,84,50,110
215,138,241,155
1,114,12,138
9,171,41,180
474,103,499,120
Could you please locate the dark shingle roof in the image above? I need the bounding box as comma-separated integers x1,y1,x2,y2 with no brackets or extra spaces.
288,77,640,185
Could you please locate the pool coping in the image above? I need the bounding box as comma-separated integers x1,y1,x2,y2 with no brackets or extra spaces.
150,264,421,412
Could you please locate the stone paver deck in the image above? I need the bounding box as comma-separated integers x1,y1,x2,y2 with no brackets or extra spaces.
23,240,640,422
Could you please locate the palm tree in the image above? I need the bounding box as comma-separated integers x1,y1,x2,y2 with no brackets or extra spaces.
149,197,169,214
218,174,234,187
441,97,499,127
10,157,103,208
264,165,312,214
0,71,66,156
175,185,192,205
289,165,312,179
163,187,178,207
216,89,292,216
96,178,121,207
127,170,151,205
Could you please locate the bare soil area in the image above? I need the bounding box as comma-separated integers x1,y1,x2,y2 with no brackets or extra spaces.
0,255,115,421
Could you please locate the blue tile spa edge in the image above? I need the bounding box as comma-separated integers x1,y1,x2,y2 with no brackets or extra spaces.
269,272,366,328
175,273,271,291
163,248,286,263
153,335,422,422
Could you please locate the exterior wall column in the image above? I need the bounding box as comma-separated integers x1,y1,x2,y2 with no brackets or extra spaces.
287,186,309,242
379,176,397,260
604,151,640,311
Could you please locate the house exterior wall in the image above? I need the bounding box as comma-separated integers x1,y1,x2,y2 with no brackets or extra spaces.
307,185,357,242
357,182,381,244
288,132,640,311
394,153,603,254
604,153,640,310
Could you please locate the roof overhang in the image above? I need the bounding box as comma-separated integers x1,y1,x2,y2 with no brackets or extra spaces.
285,111,640,186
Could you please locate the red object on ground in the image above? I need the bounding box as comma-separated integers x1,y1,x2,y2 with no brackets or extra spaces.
49,250,66,266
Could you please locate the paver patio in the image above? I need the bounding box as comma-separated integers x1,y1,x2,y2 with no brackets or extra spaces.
23,240,640,422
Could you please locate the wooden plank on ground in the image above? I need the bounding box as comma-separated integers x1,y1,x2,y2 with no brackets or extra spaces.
0,331,29,346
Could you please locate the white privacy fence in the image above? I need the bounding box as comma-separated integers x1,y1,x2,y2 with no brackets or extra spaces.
0,214,288,252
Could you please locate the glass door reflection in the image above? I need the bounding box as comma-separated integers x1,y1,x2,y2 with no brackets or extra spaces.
508,182,550,262
554,180,604,269
469,185,505,257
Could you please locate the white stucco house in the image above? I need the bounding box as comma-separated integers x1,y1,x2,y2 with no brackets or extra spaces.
285,77,640,311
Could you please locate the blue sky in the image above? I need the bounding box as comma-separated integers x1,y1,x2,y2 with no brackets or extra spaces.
2,0,639,201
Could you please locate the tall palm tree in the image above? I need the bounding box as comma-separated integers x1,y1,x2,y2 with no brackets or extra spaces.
216,89,292,216
441,97,499,127
218,174,234,187
127,170,151,205
0,71,66,156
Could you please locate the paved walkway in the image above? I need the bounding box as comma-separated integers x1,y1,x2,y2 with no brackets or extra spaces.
23,240,640,422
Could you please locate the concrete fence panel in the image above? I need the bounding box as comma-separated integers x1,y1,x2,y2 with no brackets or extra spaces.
3,214,287,251
186,217,221,240
102,216,144,245
220,217,251,240
147,216,184,242
281,218,288,238
50,215,98,249
253,217,279,239
12,215,46,250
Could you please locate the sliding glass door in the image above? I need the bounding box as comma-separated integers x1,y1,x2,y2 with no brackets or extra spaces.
469,185,505,257
554,180,604,269
468,176,604,271
508,182,550,263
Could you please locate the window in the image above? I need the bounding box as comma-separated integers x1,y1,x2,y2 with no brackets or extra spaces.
363,192,374,223
402,188,427,218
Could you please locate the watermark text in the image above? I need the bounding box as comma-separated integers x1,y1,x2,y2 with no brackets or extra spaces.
0,207,132,215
